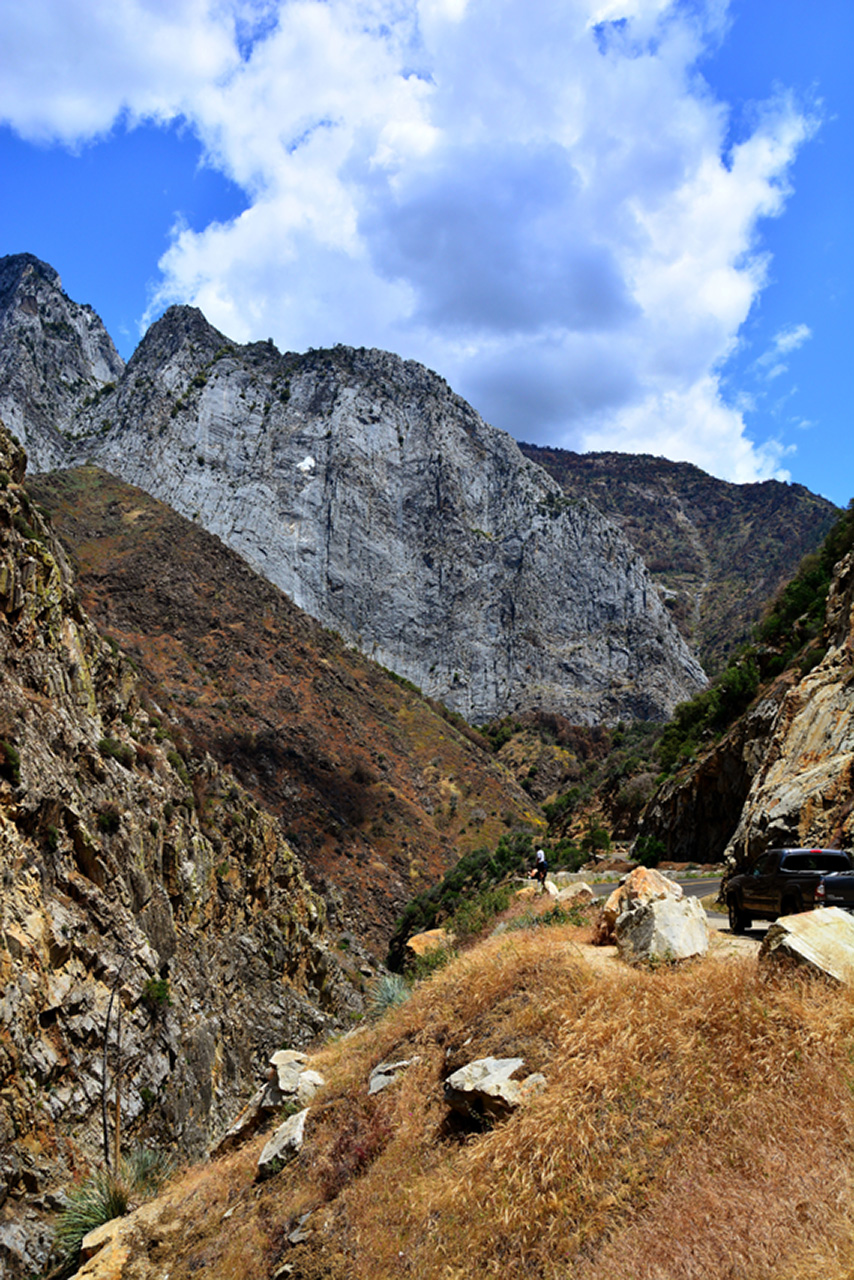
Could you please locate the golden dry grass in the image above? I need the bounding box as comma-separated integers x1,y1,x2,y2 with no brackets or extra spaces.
132,929,854,1280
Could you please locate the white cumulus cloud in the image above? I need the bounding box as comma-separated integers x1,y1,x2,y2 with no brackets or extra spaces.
0,0,816,483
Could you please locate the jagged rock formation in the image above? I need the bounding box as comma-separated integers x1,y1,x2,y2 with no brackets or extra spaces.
27,465,539,952
0,254,706,725
0,254,124,472
0,423,361,1278
639,549,854,867
520,444,839,673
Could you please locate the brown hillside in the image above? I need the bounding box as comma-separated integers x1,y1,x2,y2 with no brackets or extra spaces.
64,926,854,1280
29,467,540,954
520,445,838,672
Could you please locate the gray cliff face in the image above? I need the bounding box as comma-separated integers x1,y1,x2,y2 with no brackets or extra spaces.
63,309,706,723
0,254,124,470
0,255,706,723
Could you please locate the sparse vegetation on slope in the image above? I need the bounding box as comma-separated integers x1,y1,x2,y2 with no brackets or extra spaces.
656,499,854,774
28,465,538,952
108,929,854,1280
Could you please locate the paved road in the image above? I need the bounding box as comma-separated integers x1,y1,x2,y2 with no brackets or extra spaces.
587,876,772,938
590,876,721,905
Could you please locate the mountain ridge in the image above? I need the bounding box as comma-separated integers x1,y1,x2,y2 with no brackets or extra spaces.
519,443,839,672
0,253,707,725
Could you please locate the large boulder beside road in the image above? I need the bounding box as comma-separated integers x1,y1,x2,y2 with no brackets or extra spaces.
615,895,709,963
594,867,683,945
759,908,854,983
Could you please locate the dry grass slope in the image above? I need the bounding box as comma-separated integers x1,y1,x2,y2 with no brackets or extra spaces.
123,924,854,1280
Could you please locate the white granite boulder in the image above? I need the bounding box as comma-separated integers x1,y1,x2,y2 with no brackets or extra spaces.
257,1108,309,1180
759,907,854,983
368,1057,420,1096
595,867,684,944
444,1056,546,1122
615,894,709,963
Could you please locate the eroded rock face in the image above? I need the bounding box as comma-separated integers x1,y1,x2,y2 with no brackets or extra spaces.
0,255,706,725
637,548,854,876
0,422,359,1276
722,553,854,864
71,318,705,724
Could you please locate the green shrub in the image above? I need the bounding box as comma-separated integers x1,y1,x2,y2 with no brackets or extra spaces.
96,805,121,834
507,902,587,932
634,835,666,868
167,750,190,788
141,978,172,1015
98,737,135,768
55,1149,172,1265
408,945,456,980
0,741,21,786
55,1170,130,1263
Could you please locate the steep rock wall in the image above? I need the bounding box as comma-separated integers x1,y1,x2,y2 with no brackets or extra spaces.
638,551,854,868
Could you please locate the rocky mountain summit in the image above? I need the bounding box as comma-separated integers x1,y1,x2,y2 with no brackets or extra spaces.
0,254,124,472
0,420,364,1276
0,254,705,725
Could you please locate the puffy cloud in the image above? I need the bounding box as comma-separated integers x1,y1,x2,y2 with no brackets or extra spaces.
0,0,815,483
0,0,240,143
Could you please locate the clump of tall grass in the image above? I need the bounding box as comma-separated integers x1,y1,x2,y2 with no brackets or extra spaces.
55,1148,173,1265
367,972,410,1018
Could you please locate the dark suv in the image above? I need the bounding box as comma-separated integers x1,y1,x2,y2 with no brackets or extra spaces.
726,847,853,933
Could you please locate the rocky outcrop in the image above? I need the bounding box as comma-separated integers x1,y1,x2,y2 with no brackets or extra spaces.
636,545,854,873
0,421,359,1276
635,540,854,880
636,676,792,864
721,551,854,864
0,255,706,725
0,254,123,471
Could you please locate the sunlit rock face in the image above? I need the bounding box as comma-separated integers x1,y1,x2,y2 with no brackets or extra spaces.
70,312,705,722
0,253,123,470
0,254,706,723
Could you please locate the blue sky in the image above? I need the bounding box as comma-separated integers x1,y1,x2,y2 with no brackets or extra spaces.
0,0,851,506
